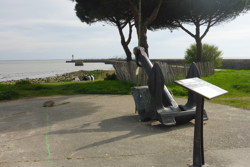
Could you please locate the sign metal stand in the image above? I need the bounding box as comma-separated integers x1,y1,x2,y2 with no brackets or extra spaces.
175,77,228,167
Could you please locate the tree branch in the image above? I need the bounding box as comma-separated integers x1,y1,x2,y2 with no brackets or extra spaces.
127,0,139,22
144,0,163,26
121,18,131,29
107,17,116,23
201,20,211,39
177,21,195,38
126,21,134,45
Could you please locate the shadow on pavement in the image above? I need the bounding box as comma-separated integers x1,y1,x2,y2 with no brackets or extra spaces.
0,96,102,133
49,114,194,151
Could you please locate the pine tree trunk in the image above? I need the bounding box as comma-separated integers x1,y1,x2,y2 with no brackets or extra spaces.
117,24,132,62
195,38,203,62
195,23,202,62
138,26,149,56
122,42,132,62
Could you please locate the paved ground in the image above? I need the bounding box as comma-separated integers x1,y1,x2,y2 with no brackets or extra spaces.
0,95,250,167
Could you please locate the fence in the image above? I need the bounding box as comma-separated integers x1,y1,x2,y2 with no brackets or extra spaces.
111,61,214,85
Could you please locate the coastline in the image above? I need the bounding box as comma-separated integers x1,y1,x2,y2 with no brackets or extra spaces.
0,70,115,84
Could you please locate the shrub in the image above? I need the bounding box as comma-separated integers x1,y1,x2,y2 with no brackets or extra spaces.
104,73,117,80
232,84,250,93
15,80,32,85
0,90,20,100
32,85,51,90
185,43,223,68
170,87,188,96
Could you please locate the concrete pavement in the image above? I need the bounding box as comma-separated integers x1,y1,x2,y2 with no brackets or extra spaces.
0,95,250,167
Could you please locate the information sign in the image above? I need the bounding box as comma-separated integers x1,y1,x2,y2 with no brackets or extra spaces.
175,77,228,167
175,77,228,99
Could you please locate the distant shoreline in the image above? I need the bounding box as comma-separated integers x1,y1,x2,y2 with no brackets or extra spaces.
0,70,115,84
0,59,68,62
1,57,250,62
0,61,114,82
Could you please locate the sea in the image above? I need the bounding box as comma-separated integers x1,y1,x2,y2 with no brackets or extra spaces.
0,60,114,82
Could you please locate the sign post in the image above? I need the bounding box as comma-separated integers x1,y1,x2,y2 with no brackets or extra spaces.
175,77,228,167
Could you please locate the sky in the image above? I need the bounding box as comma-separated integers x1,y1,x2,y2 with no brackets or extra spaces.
0,0,250,61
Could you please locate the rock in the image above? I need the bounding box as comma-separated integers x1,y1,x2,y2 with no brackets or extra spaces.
43,100,55,107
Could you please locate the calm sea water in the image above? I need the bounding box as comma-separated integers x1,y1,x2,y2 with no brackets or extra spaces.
0,60,114,82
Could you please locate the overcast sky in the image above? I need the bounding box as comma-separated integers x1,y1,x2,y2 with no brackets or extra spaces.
0,0,250,61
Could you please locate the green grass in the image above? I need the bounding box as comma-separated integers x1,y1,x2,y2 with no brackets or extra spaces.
0,80,135,101
168,70,250,110
1,70,250,110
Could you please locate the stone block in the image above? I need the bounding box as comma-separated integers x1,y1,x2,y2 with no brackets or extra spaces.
131,86,153,121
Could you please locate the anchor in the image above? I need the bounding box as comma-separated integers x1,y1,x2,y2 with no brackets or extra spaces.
132,47,208,125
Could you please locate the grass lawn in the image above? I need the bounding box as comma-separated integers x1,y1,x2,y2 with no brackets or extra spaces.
168,69,250,110
0,70,249,110
204,70,250,110
0,80,135,101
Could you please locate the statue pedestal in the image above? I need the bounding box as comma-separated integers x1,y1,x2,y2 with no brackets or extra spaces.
131,86,154,121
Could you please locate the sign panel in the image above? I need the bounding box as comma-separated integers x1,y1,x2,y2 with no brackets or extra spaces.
175,77,228,99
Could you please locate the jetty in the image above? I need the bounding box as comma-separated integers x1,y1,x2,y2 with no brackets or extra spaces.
65,59,186,64
66,59,126,65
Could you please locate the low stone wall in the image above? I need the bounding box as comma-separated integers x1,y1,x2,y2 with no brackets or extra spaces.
222,59,250,69
154,59,250,69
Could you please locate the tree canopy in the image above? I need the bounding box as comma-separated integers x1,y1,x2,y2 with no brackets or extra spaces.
127,0,164,54
71,0,250,62
73,0,168,59
74,0,134,61
152,0,250,62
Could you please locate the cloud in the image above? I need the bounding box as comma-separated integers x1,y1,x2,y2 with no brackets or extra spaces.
0,23,119,53
0,0,125,60
0,0,76,20
0,19,86,28
0,0,250,60
206,26,250,41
